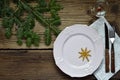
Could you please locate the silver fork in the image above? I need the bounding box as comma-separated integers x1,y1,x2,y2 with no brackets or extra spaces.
109,26,115,73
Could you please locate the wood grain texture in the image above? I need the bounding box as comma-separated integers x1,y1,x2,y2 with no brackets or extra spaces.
0,50,95,80
0,50,120,80
0,0,120,79
0,0,120,49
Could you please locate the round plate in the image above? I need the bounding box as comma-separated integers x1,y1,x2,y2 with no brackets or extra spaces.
53,24,104,77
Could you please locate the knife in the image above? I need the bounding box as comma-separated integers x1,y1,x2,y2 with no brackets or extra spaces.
109,25,115,73
105,23,109,72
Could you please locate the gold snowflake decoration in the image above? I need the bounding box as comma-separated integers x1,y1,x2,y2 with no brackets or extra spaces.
78,48,91,62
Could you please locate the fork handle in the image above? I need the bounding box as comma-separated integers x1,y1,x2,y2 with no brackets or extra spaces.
111,43,115,73
105,49,109,72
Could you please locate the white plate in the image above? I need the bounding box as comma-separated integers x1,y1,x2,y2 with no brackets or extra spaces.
53,24,104,77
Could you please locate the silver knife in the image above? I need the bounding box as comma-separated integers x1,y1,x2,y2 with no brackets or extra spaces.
109,25,115,73
105,23,110,72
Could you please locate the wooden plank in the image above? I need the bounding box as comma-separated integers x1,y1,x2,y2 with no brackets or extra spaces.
0,50,120,79
0,0,120,49
0,50,96,80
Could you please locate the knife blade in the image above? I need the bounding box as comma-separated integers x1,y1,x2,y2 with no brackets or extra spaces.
105,23,110,72
109,25,115,73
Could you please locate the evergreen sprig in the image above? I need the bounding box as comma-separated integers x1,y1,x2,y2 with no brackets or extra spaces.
0,0,63,47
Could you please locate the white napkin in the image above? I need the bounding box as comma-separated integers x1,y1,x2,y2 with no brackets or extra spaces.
90,17,120,80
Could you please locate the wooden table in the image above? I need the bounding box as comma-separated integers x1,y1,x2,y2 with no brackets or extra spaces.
0,0,120,79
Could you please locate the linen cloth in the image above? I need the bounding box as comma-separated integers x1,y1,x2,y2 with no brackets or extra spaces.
90,17,120,80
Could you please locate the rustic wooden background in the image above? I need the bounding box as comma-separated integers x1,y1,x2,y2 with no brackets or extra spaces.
0,0,120,80
0,0,119,49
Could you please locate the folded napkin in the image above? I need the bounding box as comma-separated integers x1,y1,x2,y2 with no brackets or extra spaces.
90,17,120,80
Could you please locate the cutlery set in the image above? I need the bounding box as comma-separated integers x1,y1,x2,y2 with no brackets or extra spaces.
105,23,115,73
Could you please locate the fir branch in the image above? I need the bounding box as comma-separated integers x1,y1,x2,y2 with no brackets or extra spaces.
0,0,63,47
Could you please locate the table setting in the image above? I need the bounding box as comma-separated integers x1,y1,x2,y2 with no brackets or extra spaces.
0,0,120,80
53,5,120,79
52,0,120,79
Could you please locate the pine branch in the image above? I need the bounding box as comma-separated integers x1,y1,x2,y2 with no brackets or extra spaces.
0,0,63,47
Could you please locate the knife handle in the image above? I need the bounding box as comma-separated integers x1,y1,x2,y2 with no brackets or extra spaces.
111,43,115,73
105,49,109,72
